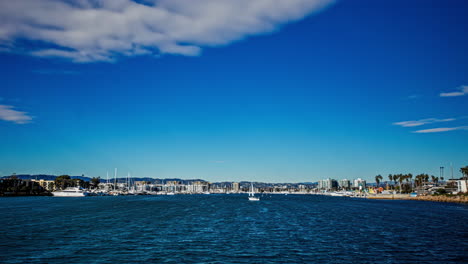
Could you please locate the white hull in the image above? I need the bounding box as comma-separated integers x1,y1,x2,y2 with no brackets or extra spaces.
248,183,260,201
52,192,86,197
52,187,88,197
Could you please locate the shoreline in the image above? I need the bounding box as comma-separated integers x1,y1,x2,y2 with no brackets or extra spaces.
367,194,468,204
1,192,467,204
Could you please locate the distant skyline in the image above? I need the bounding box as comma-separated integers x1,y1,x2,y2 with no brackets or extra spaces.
1,0,467,182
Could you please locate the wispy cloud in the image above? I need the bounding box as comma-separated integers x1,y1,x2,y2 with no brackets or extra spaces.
0,0,334,63
210,160,226,164
440,85,468,97
413,126,468,133
0,105,33,124
393,118,456,127
406,94,421,100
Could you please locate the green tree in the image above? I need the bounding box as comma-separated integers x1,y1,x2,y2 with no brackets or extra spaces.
375,175,383,187
55,175,71,190
90,177,100,189
408,173,413,191
393,174,399,188
460,166,468,179
415,174,423,187
398,174,406,193
402,183,412,193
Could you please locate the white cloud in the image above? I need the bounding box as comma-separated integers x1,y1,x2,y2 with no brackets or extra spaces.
0,0,334,62
413,126,468,133
406,94,421,100
393,118,456,127
440,85,468,97
0,105,33,124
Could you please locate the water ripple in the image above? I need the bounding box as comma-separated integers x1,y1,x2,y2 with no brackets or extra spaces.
0,195,467,263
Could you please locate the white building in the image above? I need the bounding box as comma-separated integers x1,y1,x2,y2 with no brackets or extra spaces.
187,181,209,193
232,182,240,193
338,179,351,189
457,179,468,193
353,178,366,189
318,179,338,190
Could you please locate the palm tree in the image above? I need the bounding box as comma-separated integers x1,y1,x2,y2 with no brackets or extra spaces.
375,175,383,188
398,174,405,193
415,174,424,187
393,174,399,187
408,173,413,192
431,175,436,184
402,174,411,193
388,174,393,189
460,166,468,180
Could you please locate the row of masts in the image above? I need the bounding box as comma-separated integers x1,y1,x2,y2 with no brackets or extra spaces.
440,162,455,180
105,168,137,192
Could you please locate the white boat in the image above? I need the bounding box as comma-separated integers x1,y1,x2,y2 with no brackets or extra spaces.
248,183,260,201
52,187,88,197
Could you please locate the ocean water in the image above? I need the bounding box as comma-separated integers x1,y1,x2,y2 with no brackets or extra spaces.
0,194,467,263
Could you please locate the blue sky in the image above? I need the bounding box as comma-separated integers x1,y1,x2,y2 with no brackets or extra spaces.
1,0,467,182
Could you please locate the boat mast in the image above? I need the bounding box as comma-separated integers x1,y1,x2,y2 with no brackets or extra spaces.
129,173,132,191
114,168,117,191
451,162,454,179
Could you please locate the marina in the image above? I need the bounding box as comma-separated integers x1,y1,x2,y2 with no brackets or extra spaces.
1,1,467,263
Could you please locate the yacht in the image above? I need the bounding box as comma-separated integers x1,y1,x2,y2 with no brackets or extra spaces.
52,187,89,197
248,183,260,201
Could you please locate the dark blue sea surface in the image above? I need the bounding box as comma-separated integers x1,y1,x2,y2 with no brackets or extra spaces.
0,195,467,263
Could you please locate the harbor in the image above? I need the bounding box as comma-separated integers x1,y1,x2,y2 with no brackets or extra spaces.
2,172,467,204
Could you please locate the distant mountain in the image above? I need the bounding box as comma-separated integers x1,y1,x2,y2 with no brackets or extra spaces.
1,174,316,186
0,175,208,184
1,174,93,181
70,176,92,181
1,174,57,180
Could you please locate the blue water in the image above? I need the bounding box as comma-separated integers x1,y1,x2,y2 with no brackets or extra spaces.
0,195,467,263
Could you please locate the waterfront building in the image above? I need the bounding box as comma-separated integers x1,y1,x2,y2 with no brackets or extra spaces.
456,179,468,193
232,182,240,193
318,179,338,191
298,185,308,193
32,179,56,191
353,178,366,190
187,181,209,193
338,179,350,190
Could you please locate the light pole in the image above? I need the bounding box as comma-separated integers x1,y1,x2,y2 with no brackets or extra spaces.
440,167,444,186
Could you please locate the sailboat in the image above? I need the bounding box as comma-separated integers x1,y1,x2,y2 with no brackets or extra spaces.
248,183,260,201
